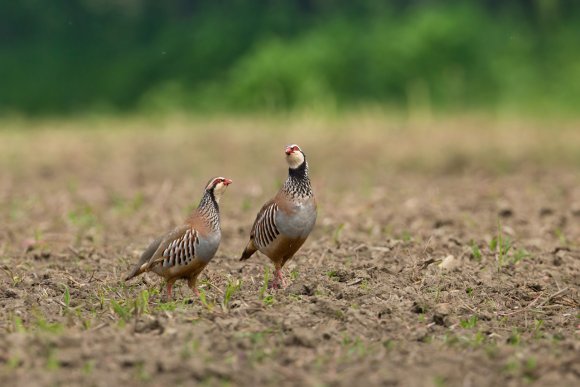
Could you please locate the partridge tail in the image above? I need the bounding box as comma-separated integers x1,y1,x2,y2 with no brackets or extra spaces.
125,236,163,281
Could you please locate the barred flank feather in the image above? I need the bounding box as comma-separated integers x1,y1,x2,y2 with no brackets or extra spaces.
254,203,280,249
161,228,199,268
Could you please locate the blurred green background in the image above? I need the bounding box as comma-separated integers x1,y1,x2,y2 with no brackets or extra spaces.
1,0,579,116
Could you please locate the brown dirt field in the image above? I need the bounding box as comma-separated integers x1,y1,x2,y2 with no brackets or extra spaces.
0,115,579,386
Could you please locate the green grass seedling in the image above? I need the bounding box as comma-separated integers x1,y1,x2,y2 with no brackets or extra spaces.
470,240,482,261
460,315,478,329
222,278,241,311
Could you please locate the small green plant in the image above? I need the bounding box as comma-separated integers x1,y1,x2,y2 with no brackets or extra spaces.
288,293,301,302
222,278,241,310
97,289,105,310
507,328,521,346
82,318,91,330
34,228,44,244
382,339,396,350
333,223,345,247
491,220,512,269
484,343,499,359
63,286,70,307
2,267,23,286
532,319,544,339
7,355,21,369
470,240,482,261
45,349,60,371
34,313,64,334
290,268,299,280
326,270,339,281
67,205,97,228
134,289,150,315
198,287,213,311
135,361,149,381
460,315,478,329
82,360,95,375
433,376,447,387
554,228,567,245
503,358,519,374
472,331,486,346
440,333,458,346
524,357,538,381
12,316,26,333
180,338,201,360
359,279,370,290
110,299,131,323
525,357,537,371
503,356,538,380
60,284,71,314
262,294,275,306
382,224,393,237
156,301,178,312
511,248,529,264
340,335,368,358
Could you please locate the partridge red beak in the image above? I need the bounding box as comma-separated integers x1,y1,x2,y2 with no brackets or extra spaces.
285,147,293,155
223,178,233,186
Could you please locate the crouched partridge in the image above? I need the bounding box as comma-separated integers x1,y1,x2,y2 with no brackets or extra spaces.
240,144,317,288
125,177,232,299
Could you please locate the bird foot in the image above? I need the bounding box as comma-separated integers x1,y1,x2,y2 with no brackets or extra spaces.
271,269,286,289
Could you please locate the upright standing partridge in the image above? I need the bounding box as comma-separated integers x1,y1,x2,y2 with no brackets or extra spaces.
240,144,317,288
125,177,232,300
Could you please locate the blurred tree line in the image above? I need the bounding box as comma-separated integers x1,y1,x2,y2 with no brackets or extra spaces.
1,0,579,115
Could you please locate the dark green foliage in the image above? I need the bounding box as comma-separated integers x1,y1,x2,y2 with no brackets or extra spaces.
1,1,579,115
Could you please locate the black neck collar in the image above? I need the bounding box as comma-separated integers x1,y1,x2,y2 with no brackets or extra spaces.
289,160,307,179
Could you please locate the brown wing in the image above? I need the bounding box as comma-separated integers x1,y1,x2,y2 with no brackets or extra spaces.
240,199,281,260
146,225,199,270
252,201,280,249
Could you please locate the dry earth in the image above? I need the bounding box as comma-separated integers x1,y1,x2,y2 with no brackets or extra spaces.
0,115,579,386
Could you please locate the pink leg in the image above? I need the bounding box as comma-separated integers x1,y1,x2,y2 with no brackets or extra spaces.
273,269,286,289
188,276,201,301
166,282,173,300
279,269,287,288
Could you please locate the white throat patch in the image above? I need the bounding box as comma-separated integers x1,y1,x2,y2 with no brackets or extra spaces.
213,182,228,202
287,151,305,169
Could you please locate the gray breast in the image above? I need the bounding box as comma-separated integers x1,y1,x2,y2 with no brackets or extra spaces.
276,200,317,239
195,231,221,262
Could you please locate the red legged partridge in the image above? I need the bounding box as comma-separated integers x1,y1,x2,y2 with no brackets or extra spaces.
240,144,317,288
125,177,232,300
